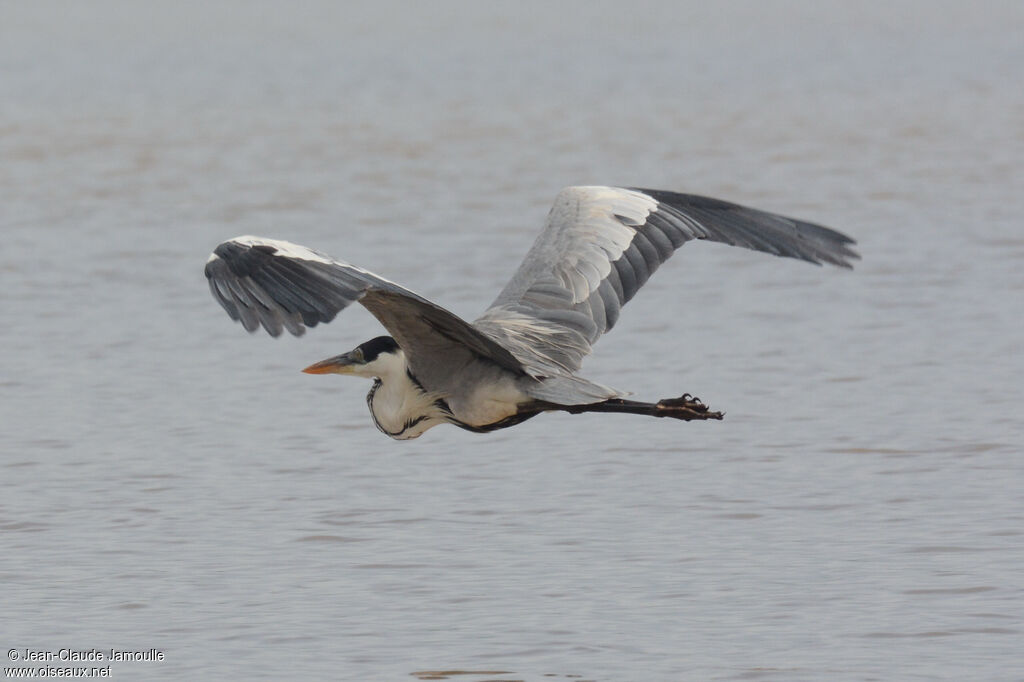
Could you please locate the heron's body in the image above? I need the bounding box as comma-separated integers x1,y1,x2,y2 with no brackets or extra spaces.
206,186,858,439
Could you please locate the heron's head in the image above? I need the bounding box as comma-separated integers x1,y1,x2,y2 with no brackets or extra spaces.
302,336,403,379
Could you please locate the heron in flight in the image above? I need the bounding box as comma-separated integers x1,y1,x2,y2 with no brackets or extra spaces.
206,186,857,439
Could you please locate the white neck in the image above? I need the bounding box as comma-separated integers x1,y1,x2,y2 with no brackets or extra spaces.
362,352,449,440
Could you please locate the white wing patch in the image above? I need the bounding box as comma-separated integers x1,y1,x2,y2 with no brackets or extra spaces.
549,187,657,303
230,235,336,265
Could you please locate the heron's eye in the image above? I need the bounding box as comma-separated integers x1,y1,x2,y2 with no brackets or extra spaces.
352,348,365,363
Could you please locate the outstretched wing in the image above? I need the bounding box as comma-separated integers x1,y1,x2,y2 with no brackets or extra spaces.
473,186,858,377
205,236,525,377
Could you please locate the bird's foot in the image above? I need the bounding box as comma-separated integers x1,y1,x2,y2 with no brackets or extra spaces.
655,394,724,421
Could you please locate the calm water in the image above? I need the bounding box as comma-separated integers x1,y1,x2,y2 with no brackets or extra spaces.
3,2,1023,680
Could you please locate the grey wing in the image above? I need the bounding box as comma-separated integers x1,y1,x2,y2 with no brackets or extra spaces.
473,186,859,377
205,236,525,377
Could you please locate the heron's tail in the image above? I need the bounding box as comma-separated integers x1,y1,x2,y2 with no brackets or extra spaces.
522,374,626,405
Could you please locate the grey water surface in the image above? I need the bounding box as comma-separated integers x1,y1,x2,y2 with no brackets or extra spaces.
2,2,1023,680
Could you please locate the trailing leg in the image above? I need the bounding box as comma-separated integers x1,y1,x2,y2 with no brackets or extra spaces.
552,394,723,421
